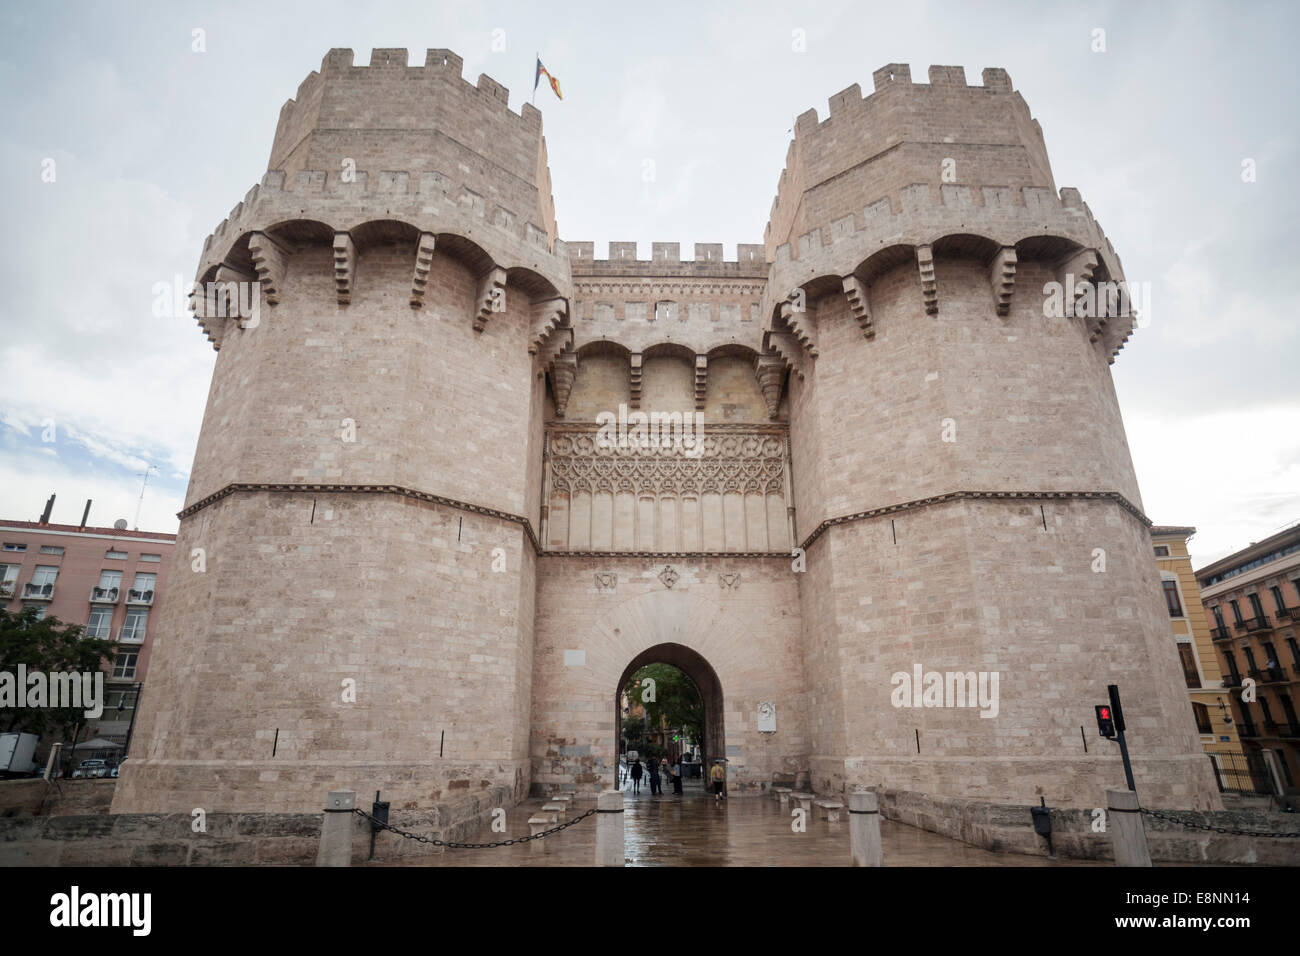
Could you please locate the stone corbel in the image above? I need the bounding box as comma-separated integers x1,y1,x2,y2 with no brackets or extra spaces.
780,297,819,357
333,232,355,305
762,329,805,382
1057,248,1099,319
246,232,289,306
841,274,874,338
550,350,577,418
990,247,1016,317
629,352,643,409
694,355,708,410
539,325,573,369
474,266,507,332
409,232,437,309
190,263,256,330
916,244,938,315
754,353,786,419
529,297,570,354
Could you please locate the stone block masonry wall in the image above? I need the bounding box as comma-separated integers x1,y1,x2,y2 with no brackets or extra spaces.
531,556,807,796
1,784,514,865
113,494,535,813
877,789,1300,865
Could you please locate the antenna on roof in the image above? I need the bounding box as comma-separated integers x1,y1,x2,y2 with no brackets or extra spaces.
132,464,159,531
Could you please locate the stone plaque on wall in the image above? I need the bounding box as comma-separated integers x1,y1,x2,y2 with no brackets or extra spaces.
757,700,776,732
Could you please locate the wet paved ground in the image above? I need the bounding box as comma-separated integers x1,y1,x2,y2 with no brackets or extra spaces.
370,781,1097,867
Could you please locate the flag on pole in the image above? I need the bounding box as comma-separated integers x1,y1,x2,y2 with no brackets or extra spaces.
534,57,562,100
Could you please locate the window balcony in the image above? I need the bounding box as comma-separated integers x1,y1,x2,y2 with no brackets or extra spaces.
1277,606,1300,623
117,625,146,644
1222,672,1244,688
1240,615,1272,633
1278,722,1300,738
1248,666,1288,684
0,581,15,600
1238,720,1260,738
90,586,121,604
126,589,154,606
21,582,55,601
1210,625,1233,641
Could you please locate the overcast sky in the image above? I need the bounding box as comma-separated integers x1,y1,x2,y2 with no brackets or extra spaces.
0,0,1295,569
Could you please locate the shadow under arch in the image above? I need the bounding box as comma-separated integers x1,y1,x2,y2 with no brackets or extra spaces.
615,642,725,790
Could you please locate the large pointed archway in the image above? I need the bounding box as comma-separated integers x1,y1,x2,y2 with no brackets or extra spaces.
615,643,725,790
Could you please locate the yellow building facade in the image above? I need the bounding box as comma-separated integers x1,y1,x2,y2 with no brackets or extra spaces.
1152,526,1249,790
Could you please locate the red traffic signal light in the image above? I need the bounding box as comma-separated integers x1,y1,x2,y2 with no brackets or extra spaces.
1095,704,1116,738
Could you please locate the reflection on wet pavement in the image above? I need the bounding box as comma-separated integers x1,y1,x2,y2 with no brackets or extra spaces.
369,781,1095,867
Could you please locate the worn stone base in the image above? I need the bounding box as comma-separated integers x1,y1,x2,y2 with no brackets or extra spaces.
0,783,517,866
0,779,117,817
875,788,1300,865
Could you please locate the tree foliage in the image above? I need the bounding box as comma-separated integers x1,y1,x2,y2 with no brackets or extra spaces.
621,663,705,756
0,608,116,738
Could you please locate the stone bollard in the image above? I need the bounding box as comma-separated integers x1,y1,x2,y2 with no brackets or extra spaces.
595,789,625,866
528,815,551,854
1106,788,1152,867
849,790,883,867
316,789,356,867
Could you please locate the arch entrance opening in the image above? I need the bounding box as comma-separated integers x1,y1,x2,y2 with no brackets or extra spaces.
615,643,724,793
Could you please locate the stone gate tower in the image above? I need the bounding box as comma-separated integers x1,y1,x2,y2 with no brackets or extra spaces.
113,50,1221,815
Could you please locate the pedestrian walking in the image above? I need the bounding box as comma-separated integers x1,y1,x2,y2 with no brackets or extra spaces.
671,757,683,795
648,756,662,795
710,759,726,803
630,757,643,794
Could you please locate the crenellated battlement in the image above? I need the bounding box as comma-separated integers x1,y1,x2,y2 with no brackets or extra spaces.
272,48,542,168
559,241,768,278
765,63,1055,260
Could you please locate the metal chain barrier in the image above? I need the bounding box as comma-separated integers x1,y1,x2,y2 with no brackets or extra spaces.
352,806,597,849
1139,806,1300,838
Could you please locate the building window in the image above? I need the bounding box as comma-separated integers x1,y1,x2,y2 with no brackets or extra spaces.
86,607,113,640
22,603,47,621
0,564,17,596
1259,696,1275,725
1162,580,1183,617
31,565,58,587
1154,545,1169,557
1248,593,1265,619
2,542,26,552
1192,702,1213,735
1210,604,1225,628
1277,749,1296,788
39,545,64,555
111,650,138,680
1224,650,1240,681
132,572,157,592
1177,643,1200,688
1229,600,1244,625
1287,638,1300,670
105,550,127,560
139,553,162,563
97,570,123,590
120,608,148,643
1293,579,1300,603
1271,585,1288,613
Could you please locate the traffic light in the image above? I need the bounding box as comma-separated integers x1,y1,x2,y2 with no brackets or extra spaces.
1095,704,1116,738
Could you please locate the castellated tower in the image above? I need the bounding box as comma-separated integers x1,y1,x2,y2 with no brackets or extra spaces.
762,63,1217,806
113,49,572,813
113,51,1220,815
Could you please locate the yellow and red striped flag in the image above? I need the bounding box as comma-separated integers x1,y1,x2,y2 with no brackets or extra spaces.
534,57,562,100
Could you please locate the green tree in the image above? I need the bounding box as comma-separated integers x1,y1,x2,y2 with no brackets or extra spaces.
0,608,116,738
622,663,704,757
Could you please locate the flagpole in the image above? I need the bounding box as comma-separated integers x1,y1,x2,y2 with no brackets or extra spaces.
532,51,537,106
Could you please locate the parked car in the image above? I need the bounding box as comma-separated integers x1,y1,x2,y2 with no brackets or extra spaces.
110,758,126,778
72,758,108,779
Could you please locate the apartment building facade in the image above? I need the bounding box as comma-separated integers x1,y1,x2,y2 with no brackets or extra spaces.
0,508,176,753
1196,522,1300,798
1151,527,1250,792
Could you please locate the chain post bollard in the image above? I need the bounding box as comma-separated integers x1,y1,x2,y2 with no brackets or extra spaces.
317,790,356,867
595,789,625,866
849,789,883,866
1106,788,1152,867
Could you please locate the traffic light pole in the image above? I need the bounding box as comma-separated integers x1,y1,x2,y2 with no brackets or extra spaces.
1108,684,1137,794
